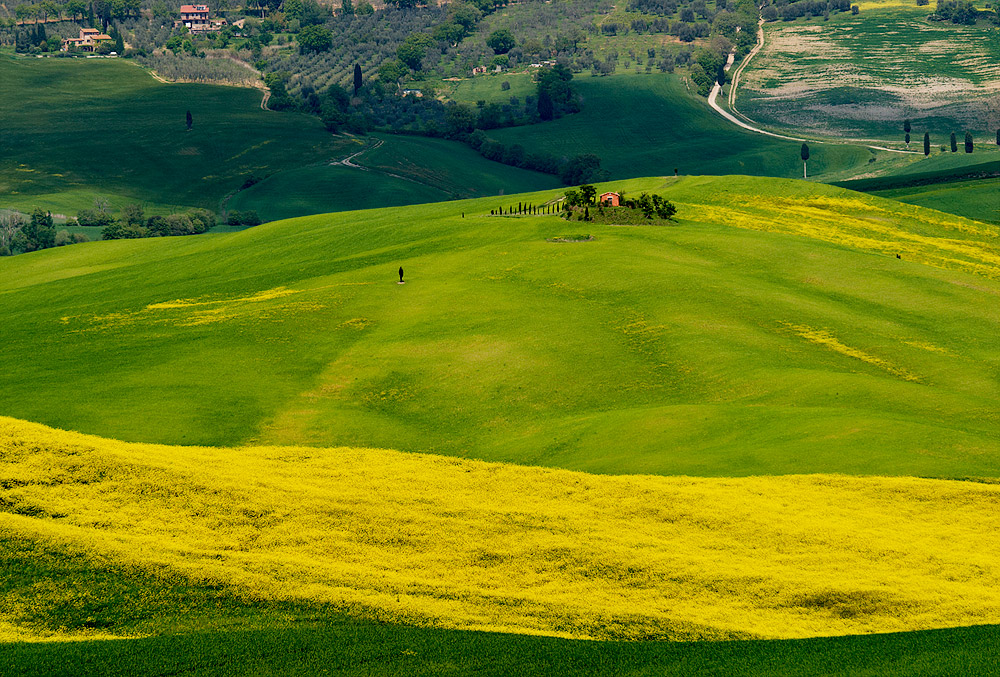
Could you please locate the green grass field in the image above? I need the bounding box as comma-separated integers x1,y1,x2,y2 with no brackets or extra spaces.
836,159,1000,223
8,176,1000,670
870,177,1000,224
5,175,1000,478
0,54,352,217
487,73,875,181
228,133,561,223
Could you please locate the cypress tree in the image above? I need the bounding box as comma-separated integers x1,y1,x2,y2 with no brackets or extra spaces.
950,132,957,152
923,132,930,157
903,119,911,147
800,143,810,179
964,131,973,153
186,110,193,130
996,129,1000,146
353,64,362,96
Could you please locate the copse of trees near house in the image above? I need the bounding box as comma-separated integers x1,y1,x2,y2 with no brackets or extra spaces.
562,184,677,223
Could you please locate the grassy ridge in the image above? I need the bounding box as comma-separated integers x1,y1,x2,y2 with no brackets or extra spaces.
5,176,1000,477
5,415,1000,642
487,73,874,181
834,160,1000,224
869,178,1000,225
228,134,561,223
0,55,351,216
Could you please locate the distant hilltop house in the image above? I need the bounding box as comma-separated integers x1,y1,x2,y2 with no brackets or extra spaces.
177,4,226,32
471,66,488,75
401,89,423,97
600,192,620,206
61,28,113,52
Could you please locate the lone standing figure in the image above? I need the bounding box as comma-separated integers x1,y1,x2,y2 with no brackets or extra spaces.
398,266,404,283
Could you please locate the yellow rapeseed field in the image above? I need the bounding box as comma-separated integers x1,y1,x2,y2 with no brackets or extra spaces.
3,416,1000,642
682,194,1000,279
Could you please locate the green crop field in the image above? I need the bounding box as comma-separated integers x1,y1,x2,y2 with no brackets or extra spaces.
735,5,1000,144
486,73,877,181
870,177,1000,224
228,133,561,223
4,175,1000,478
835,158,1000,223
0,54,354,217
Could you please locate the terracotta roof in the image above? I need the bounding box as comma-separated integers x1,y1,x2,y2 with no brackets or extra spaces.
81,28,100,33
180,5,209,12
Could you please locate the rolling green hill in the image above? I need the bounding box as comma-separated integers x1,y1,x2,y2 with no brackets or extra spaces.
0,54,351,216
227,133,561,223
7,176,1000,672
487,73,876,181
835,161,1000,224
4,175,1000,478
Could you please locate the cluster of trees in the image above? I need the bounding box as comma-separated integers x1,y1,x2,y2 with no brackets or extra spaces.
563,185,677,221
762,0,853,22
930,0,997,24
0,209,89,256
10,0,137,24
77,203,218,239
224,209,262,226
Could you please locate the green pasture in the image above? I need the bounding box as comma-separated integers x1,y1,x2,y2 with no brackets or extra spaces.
736,5,1000,143
2,531,999,677
0,55,350,217
487,73,874,181
228,133,560,222
836,158,1000,223
418,72,538,105
871,177,1000,224
5,175,1000,478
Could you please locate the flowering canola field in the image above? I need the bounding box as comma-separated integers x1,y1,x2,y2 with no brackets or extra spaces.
4,416,1000,643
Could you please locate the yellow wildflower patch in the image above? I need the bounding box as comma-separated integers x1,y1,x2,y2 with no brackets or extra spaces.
685,195,1000,280
784,323,920,382
74,287,309,331
4,417,1000,642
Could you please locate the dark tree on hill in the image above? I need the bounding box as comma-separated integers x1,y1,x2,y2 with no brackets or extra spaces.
996,129,1000,146
22,208,55,252
950,132,958,152
353,63,362,96
923,132,930,156
905,133,910,147
186,110,193,130
537,88,554,120
298,25,333,53
904,118,911,147
800,143,810,179
965,131,974,153
487,28,515,55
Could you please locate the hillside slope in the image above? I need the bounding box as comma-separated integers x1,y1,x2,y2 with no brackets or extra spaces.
0,55,350,215
3,176,1000,478
4,416,1000,644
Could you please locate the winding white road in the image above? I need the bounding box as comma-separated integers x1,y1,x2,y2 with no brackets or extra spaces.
706,19,920,155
